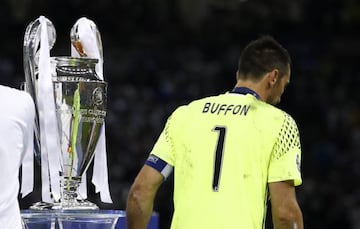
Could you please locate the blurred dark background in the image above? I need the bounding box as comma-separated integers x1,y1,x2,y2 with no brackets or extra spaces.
1,0,359,228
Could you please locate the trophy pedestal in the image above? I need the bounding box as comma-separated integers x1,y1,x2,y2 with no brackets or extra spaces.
30,176,99,210
30,200,98,211
21,210,123,229
21,210,160,229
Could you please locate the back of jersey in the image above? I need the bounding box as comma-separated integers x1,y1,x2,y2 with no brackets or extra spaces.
150,91,301,229
172,92,284,229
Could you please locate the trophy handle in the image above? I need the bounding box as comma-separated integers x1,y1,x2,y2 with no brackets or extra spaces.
70,17,103,80
23,17,56,164
70,18,103,60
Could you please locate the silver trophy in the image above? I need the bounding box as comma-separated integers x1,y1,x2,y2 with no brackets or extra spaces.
23,16,109,210
52,56,107,209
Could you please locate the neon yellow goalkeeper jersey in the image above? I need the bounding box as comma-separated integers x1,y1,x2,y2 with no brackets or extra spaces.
147,87,302,229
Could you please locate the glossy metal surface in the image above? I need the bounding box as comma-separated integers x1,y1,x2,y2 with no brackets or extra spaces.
52,57,107,209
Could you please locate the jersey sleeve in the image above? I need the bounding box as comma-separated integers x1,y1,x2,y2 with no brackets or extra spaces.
148,106,187,168
20,92,36,197
268,113,302,186
21,92,36,160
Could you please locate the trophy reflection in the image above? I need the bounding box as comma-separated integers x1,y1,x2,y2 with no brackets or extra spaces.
23,16,111,210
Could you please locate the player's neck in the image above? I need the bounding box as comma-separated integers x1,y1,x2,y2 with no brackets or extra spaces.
234,80,268,102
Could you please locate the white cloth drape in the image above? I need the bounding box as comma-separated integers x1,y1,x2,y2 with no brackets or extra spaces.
71,17,112,203
37,16,62,202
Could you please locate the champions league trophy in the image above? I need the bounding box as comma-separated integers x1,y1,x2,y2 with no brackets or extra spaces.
51,56,107,210
23,16,112,210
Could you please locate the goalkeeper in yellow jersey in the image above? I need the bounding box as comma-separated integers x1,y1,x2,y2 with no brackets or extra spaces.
126,35,304,229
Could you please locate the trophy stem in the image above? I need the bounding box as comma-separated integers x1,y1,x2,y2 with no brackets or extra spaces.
55,176,99,210
62,176,80,203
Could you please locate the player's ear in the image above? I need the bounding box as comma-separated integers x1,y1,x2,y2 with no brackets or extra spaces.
267,69,279,88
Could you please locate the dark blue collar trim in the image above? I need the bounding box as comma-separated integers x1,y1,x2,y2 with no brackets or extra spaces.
230,87,261,100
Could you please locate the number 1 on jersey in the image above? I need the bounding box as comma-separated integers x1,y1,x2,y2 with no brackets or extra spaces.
212,126,226,191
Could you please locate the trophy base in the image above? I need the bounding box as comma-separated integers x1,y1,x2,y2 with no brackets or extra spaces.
29,201,55,210
30,177,99,210
29,200,99,211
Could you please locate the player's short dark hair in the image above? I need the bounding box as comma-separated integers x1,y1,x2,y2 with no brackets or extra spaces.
237,35,291,80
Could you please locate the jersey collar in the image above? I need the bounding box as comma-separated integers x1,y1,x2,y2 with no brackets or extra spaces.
230,87,261,100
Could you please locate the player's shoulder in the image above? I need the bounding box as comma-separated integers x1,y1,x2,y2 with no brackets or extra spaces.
187,94,222,107
0,85,34,105
259,101,297,124
169,95,220,119
0,85,29,97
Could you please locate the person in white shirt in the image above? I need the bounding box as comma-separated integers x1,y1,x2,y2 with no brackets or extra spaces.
0,85,35,229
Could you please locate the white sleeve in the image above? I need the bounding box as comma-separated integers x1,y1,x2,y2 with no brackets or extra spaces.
20,93,36,197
